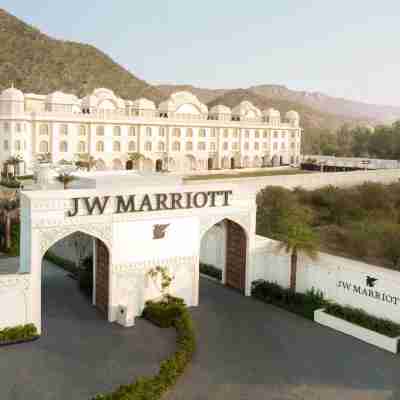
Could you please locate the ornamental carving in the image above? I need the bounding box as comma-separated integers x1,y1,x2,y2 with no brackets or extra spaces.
0,274,30,291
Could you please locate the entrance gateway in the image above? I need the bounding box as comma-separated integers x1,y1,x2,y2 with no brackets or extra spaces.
19,173,256,333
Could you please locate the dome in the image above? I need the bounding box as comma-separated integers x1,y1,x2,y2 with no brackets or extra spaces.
46,91,78,105
210,104,232,114
263,108,281,118
159,99,176,112
286,110,299,120
1,87,24,102
82,95,99,108
232,101,261,118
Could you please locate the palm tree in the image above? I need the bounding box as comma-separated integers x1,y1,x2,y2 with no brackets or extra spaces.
276,206,319,291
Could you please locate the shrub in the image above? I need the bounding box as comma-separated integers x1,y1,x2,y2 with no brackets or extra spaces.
93,296,195,400
0,178,21,189
0,323,39,344
324,303,400,338
199,263,222,281
8,222,20,256
44,251,76,274
251,279,327,320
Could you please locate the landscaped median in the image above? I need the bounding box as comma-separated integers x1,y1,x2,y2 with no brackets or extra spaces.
93,295,196,400
0,323,39,346
251,279,400,354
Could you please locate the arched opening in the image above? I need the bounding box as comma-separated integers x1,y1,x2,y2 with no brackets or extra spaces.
242,156,250,168
42,232,110,329
126,160,133,170
207,158,213,170
200,219,247,293
271,155,279,167
95,159,107,171
143,158,154,172
279,156,283,166
230,157,235,169
184,155,196,171
155,159,163,172
112,158,123,170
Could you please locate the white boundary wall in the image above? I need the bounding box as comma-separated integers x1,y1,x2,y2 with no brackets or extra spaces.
251,235,400,323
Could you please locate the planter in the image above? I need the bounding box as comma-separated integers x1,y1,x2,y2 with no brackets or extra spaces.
0,336,40,347
314,309,400,354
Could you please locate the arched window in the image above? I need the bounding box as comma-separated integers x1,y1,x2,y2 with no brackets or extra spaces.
245,130,250,139
128,141,136,151
60,124,68,136
40,124,49,136
186,128,193,137
223,142,228,150
113,126,121,136
145,141,152,151
263,130,268,138
113,141,121,152
211,128,217,137
199,128,206,137
146,127,152,137
78,141,86,153
172,141,181,151
96,126,105,136
15,140,21,151
39,140,49,153
16,123,21,133
186,141,193,151
59,141,68,152
4,140,8,151
254,142,260,150
255,130,260,139
244,142,249,151
233,128,239,138
158,141,165,151
96,141,104,152
210,142,216,152
129,126,136,136
198,142,206,151
223,128,229,138
4,122,10,133
173,128,181,137
159,127,166,137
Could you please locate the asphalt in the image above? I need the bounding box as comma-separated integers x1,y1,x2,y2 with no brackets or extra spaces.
1,264,400,400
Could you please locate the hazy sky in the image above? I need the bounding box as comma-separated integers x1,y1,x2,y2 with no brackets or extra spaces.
3,1,400,106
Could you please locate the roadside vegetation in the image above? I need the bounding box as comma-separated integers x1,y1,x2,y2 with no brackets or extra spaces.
256,182,400,270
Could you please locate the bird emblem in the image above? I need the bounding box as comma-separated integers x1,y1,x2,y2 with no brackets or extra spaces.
366,276,378,288
153,224,170,240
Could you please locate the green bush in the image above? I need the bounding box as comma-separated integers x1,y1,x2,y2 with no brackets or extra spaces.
199,263,222,281
93,296,195,400
251,280,327,320
8,222,20,256
0,323,39,344
44,251,77,274
324,303,400,338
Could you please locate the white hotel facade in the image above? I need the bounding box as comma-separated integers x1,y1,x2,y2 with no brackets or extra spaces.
0,87,302,174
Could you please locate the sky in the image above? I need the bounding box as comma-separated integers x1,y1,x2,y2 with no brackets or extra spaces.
3,0,400,106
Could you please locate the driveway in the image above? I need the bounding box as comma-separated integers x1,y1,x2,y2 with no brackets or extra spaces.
0,261,176,400
166,278,400,400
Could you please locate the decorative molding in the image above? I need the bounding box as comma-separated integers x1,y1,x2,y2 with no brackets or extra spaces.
0,274,30,291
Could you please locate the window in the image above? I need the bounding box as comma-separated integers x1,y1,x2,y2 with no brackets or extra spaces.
233,142,239,150
199,128,206,137
96,126,105,136
233,129,239,138
145,141,152,151
172,141,181,151
113,141,121,152
263,142,268,149
16,123,21,133
254,142,259,150
291,132,296,139
263,130,268,138
281,132,286,139
186,141,193,151
244,142,249,150
15,140,21,151
146,127,152,137
78,141,86,153
273,132,278,139
198,142,206,151
59,141,68,152
60,124,68,136
186,128,193,137
255,130,260,139
40,124,49,136
158,141,165,151
291,142,295,149
273,142,278,150
79,125,87,136
173,128,181,137
159,127,165,137
223,128,229,138
129,126,136,136
245,130,250,139
24,140,27,150
96,141,104,152
281,142,286,150
113,126,121,136
39,140,48,153
211,128,217,137
223,142,228,150
210,142,216,152
128,141,136,151
4,122,10,133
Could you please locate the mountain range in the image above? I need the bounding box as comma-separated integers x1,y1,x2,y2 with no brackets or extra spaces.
1,7,400,153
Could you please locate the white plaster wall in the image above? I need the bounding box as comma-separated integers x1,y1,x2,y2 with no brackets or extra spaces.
251,235,400,323
200,222,226,272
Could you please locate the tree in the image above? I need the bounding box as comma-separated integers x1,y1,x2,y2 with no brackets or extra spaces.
147,266,175,300
276,206,319,291
56,172,76,189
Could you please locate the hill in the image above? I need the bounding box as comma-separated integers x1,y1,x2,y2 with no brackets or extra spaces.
0,8,162,101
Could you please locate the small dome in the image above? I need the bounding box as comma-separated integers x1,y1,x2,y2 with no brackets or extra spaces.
132,98,156,110
286,110,299,120
210,104,232,114
263,108,281,117
1,87,24,101
159,99,176,112
82,95,98,108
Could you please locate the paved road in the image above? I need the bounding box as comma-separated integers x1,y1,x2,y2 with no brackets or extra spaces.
166,278,400,400
0,262,176,400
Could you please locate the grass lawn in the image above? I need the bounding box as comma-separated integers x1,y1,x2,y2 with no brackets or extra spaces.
184,168,310,181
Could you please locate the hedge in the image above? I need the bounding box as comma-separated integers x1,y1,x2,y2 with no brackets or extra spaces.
0,323,39,345
251,279,326,320
93,295,196,400
44,251,77,274
324,303,400,338
199,263,222,281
